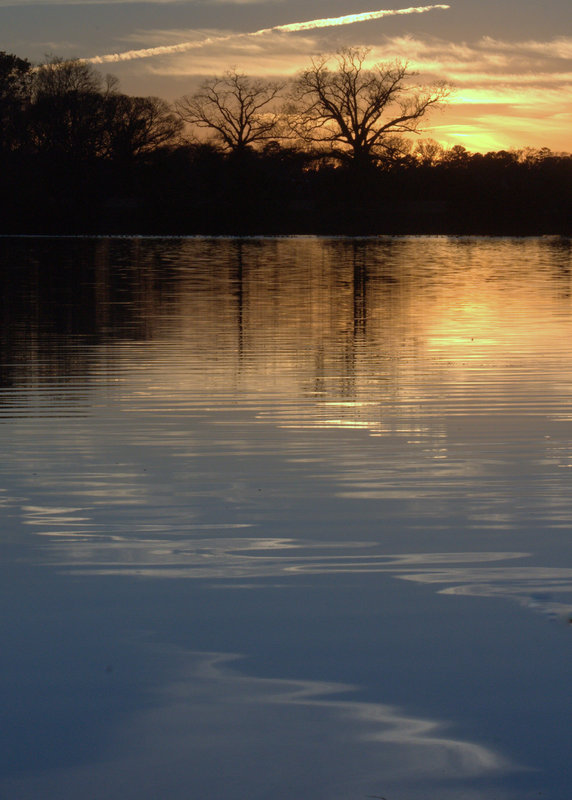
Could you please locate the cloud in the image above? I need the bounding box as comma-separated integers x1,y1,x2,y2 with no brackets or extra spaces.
361,34,572,151
79,15,570,153
86,4,450,63
363,33,572,75
0,0,195,5
481,35,572,60
258,4,450,34
109,25,570,153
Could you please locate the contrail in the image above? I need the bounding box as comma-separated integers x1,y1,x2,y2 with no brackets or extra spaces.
87,4,450,65
88,34,236,65
257,4,450,34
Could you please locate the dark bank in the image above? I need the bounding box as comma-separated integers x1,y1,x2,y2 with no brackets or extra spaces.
1,50,570,236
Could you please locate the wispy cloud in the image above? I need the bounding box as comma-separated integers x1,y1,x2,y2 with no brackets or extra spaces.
114,25,570,152
63,5,568,155
0,0,191,5
363,33,572,74
361,34,572,150
480,35,572,60
87,4,450,64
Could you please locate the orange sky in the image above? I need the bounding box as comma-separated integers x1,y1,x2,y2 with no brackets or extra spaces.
1,0,571,153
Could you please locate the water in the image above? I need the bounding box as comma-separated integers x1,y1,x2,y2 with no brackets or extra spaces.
1,236,571,800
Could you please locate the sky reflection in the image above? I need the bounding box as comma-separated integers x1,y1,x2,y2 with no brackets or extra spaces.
0,649,517,800
1,237,572,800
38,531,572,623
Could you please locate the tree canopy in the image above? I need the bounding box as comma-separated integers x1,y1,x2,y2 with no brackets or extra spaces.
288,47,450,166
0,49,569,237
0,51,32,152
0,55,182,161
176,70,284,152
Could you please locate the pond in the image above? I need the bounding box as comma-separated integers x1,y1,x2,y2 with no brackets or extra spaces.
1,235,572,800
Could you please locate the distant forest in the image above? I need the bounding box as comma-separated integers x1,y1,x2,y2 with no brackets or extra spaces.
1,50,570,236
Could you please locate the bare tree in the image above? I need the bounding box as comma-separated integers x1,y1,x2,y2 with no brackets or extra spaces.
176,70,284,152
289,47,450,167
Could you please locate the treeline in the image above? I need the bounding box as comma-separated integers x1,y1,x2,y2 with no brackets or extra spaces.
1,50,570,235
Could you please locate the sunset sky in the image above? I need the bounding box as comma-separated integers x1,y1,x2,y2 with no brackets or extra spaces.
1,0,570,154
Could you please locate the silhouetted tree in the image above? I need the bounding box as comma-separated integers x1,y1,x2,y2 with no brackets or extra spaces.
28,57,111,159
413,137,444,166
442,144,470,165
103,94,183,162
176,70,284,152
1,49,570,236
32,56,108,98
288,48,449,167
0,51,32,152
25,57,181,165
518,146,554,165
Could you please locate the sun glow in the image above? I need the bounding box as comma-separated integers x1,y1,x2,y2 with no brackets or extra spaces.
81,10,572,153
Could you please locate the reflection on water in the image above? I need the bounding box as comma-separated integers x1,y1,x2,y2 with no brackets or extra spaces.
1,649,514,800
38,529,572,622
1,236,572,800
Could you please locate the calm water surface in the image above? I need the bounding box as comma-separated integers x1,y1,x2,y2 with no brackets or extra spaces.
1,236,572,800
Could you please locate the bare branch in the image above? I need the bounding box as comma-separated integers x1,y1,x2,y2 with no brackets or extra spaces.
288,47,451,166
176,70,285,152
